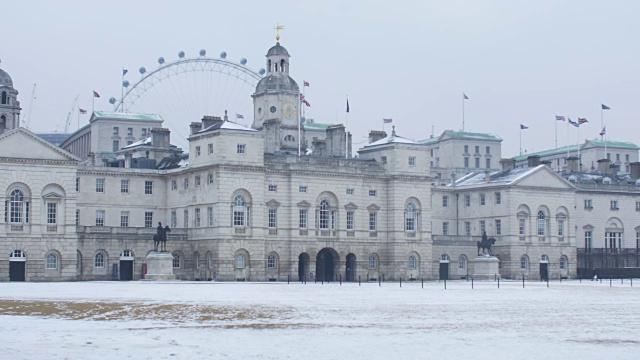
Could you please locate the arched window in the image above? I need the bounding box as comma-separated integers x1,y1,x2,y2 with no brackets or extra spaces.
172,253,181,268
520,256,528,270
94,253,105,268
194,252,200,268
319,200,330,229
284,135,295,142
267,254,277,269
267,60,271,72
0,115,6,129
541,254,549,263
236,253,246,269
440,254,450,262
280,59,285,72
10,250,25,259
458,255,467,270
368,255,377,270
1,91,7,105
408,255,417,269
233,195,246,226
207,252,214,268
405,203,416,231
10,189,26,224
46,253,58,269
537,211,546,236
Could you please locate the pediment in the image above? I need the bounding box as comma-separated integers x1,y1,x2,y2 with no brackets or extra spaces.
42,192,64,200
266,199,281,207
367,204,381,211
297,200,311,208
344,202,358,210
0,128,79,162
583,224,594,231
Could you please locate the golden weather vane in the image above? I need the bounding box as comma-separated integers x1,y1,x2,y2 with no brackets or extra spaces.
274,24,285,42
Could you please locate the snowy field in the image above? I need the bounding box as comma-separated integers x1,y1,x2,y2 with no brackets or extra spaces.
1,280,639,360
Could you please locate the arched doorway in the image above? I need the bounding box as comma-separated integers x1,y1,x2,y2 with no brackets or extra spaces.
346,253,356,281
298,253,310,281
120,250,134,280
316,248,338,282
9,250,26,282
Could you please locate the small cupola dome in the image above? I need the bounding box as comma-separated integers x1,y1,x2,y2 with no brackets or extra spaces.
0,68,13,87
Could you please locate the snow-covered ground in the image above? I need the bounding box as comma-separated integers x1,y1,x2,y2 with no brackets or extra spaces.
1,280,639,359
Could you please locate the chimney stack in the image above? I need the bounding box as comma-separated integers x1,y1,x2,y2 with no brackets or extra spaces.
629,162,640,180
567,156,580,172
527,155,541,168
190,122,202,135
201,115,222,129
597,159,610,173
151,128,170,148
485,170,491,183
368,130,387,144
500,158,516,171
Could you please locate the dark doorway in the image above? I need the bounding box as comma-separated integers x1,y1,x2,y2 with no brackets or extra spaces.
316,248,336,282
298,253,310,281
439,262,449,280
120,260,134,280
346,253,356,281
9,261,26,282
539,263,549,281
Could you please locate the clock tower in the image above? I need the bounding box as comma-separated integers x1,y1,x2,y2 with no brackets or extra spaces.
252,39,304,153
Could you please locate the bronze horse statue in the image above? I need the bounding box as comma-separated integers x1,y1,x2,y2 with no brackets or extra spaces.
153,222,171,252
477,237,496,256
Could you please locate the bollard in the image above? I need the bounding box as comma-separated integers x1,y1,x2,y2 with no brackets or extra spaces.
444,279,447,290
472,277,474,290
498,277,500,289
522,274,525,288
340,274,342,286
359,275,361,286
379,277,381,287
400,277,402,288
621,278,623,284
422,278,424,289
631,278,633,287
610,278,612,287
546,276,549,288
560,276,562,283
579,278,581,283
288,274,290,284
383,274,385,283
494,274,497,282
322,277,324,285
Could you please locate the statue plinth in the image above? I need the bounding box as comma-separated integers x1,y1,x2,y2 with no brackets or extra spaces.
144,251,176,280
473,255,500,280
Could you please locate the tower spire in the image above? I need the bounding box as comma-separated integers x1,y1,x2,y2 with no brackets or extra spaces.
274,24,284,42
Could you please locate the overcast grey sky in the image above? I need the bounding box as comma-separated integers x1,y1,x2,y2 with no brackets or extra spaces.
2,0,639,156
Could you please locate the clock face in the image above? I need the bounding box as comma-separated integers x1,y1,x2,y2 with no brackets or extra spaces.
270,106,277,114
283,102,296,119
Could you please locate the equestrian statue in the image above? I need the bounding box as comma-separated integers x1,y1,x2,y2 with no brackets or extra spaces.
477,231,497,256
153,222,171,252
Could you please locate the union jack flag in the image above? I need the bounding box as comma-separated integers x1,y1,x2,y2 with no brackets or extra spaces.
578,117,588,124
236,113,244,119
79,108,87,114
303,81,309,87
555,115,565,121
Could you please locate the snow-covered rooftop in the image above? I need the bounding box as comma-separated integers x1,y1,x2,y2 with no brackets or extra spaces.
123,137,151,149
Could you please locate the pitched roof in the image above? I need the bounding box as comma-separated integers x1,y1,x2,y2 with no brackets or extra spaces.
0,127,80,162
91,111,164,122
362,133,419,148
440,130,502,141
585,139,639,149
513,144,580,161
304,122,332,130
197,120,257,133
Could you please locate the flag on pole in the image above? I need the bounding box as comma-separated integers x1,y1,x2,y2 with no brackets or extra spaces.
303,81,309,87
346,99,350,113
93,91,100,98
568,118,579,128
79,108,87,114
520,124,529,129
383,118,393,124
463,93,468,100
599,127,606,136
123,69,128,76
299,94,310,106
555,115,565,121
578,117,588,124
236,113,244,119
601,104,610,110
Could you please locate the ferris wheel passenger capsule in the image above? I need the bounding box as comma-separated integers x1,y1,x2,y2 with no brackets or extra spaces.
158,57,165,64
240,58,247,65
178,51,185,58
123,80,130,88
139,67,146,74
109,97,116,104
199,49,206,56
220,51,227,59
259,68,266,75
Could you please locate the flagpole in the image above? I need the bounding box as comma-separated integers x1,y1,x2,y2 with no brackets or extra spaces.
92,93,95,114
298,92,301,158
519,127,522,156
345,95,349,159
77,108,80,131
555,116,558,148
600,107,603,141
566,118,569,159
462,94,465,132
121,69,125,112
577,124,581,170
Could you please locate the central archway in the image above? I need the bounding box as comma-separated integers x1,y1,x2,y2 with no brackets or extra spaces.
316,248,339,282
298,252,310,281
346,253,356,282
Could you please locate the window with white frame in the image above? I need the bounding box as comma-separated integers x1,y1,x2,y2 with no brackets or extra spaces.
480,220,486,234
237,144,245,154
236,253,246,268
405,203,416,231
464,195,470,207
145,180,153,195
233,195,248,226
94,253,105,268
408,255,417,270
560,256,567,270
46,253,57,269
95,210,105,227
47,203,57,225
442,195,448,208
519,218,525,236
464,221,471,236
183,209,189,228
75,177,80,192
319,200,330,229
585,231,592,251
558,219,565,237
408,156,416,167
112,140,120,152
96,178,105,193
267,254,277,269
458,255,466,269
520,256,528,270
207,207,213,227
268,184,277,192
127,127,133,136
369,190,377,197
184,178,189,189
173,253,181,268
195,146,201,157
171,210,177,228
121,179,129,194
495,219,502,235
208,143,213,154
195,208,201,227
145,211,153,228
346,188,354,195
207,174,214,184
368,255,377,269
495,192,501,204
369,212,377,231
443,222,449,235
75,209,80,226
480,193,486,205
584,199,592,209
346,211,354,230
299,209,308,229
113,126,119,135
171,179,177,190
120,211,129,227
268,208,277,229
299,186,307,193
537,211,546,236
610,200,619,210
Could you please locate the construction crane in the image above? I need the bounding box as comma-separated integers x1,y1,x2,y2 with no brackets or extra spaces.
21,83,37,130
63,95,79,133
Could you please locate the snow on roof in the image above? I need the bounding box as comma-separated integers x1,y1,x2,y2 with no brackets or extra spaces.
363,134,419,148
453,166,539,186
123,137,151,149
92,111,164,122
198,120,257,133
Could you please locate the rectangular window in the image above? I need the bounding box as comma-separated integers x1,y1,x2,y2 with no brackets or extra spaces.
464,145,469,153
584,199,592,209
443,222,449,235
145,180,153,195
299,186,307,193
47,203,57,224
207,207,213,226
237,144,245,154
195,146,201,157
195,176,201,186
442,195,449,208
145,211,153,228
208,143,213,154
464,221,471,236
475,145,480,154
585,231,592,251
207,174,214,184
558,219,564,236
95,210,105,227
519,218,525,236
113,126,119,135
268,208,277,228
626,154,630,162
171,179,177,190
464,195,470,207
112,140,120,152
636,202,640,211
195,208,201,227
299,209,308,229
495,192,501,204
475,157,480,168
611,200,618,210
346,211,354,230
409,156,416,166
183,209,189,228
369,212,377,231
486,146,490,154
120,211,129,227
616,153,620,161
486,158,491,169
346,188,354,195
127,127,133,136
171,210,177,228
121,179,130,194
268,184,277,192
75,177,80,192
607,153,611,160
369,190,377,197
142,128,148,137
184,178,189,189
96,178,105,193
75,209,80,226
480,193,486,205
464,157,469,168
480,220,486,233
495,219,502,235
